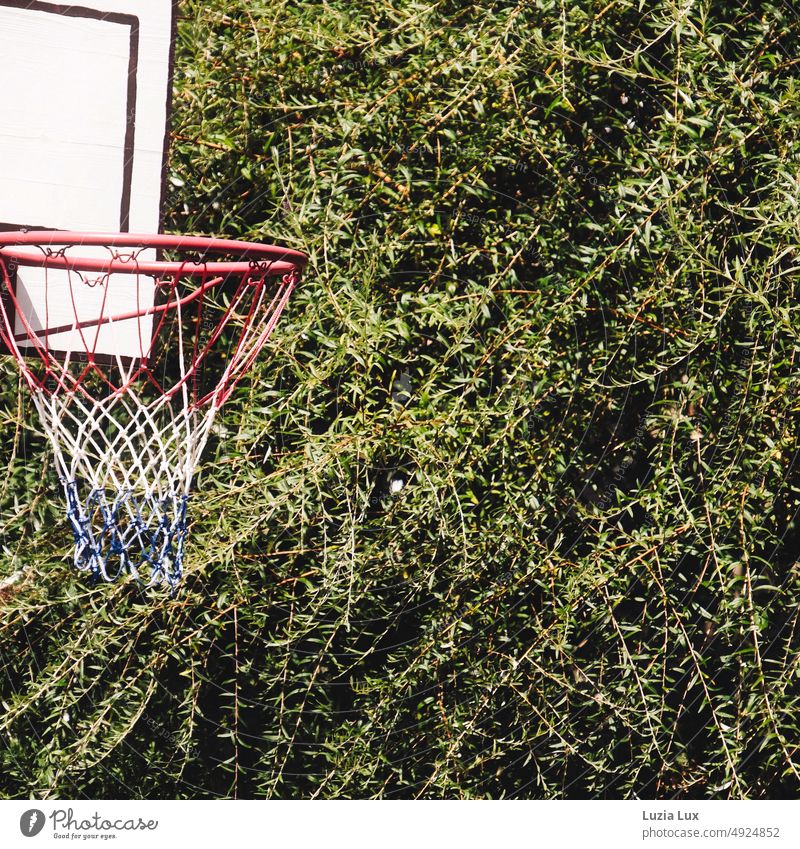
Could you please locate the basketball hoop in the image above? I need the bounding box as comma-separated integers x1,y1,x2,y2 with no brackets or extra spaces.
0,231,307,588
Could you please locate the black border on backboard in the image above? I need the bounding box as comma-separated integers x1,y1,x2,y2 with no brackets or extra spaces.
0,0,139,233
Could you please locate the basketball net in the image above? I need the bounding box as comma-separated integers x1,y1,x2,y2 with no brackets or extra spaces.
0,233,305,588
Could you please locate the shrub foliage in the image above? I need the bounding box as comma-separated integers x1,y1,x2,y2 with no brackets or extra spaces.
1,0,800,798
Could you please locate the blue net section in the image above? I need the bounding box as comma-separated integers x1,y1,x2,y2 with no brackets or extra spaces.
64,481,189,588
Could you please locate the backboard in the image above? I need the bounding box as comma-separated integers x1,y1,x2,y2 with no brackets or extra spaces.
0,0,177,358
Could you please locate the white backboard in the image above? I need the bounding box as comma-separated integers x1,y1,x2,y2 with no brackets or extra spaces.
0,0,176,358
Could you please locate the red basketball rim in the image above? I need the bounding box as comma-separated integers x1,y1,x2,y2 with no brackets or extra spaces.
0,231,308,277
